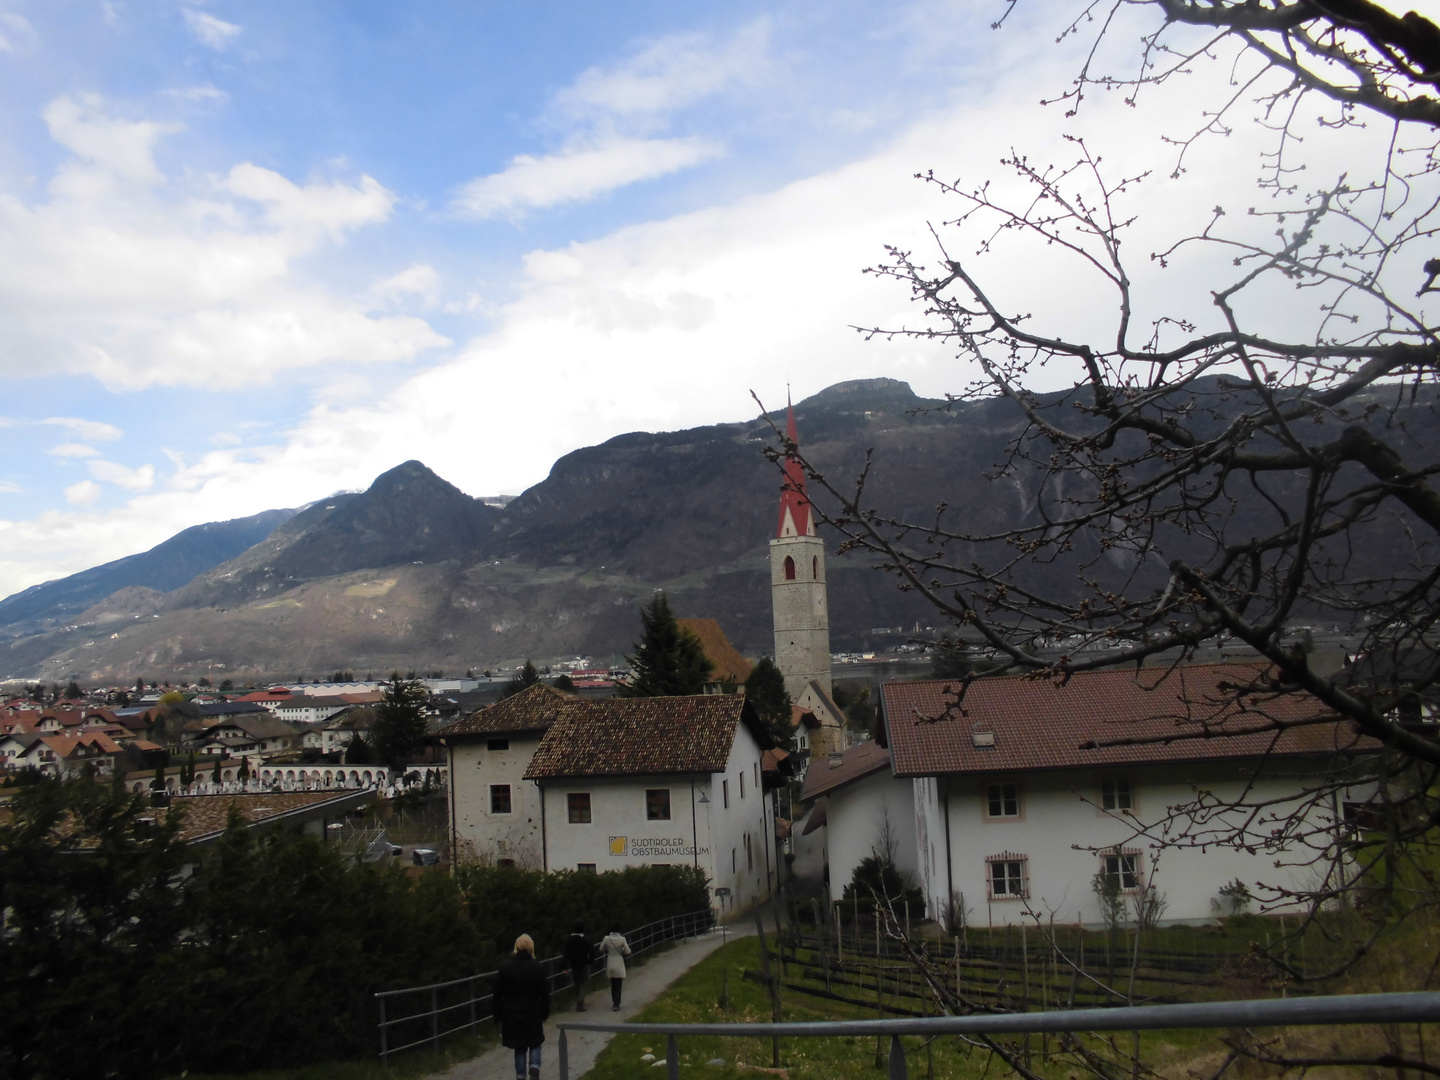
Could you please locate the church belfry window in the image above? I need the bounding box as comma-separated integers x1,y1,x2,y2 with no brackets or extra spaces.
812,555,818,578
783,556,796,580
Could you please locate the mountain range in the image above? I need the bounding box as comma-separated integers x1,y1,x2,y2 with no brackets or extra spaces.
1,376,1431,682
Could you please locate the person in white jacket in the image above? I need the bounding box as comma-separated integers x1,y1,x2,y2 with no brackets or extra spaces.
600,921,632,1012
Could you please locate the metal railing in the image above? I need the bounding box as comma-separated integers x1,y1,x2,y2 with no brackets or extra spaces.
556,991,1440,1080
375,908,715,1061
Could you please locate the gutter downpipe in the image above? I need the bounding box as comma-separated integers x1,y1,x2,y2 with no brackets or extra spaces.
943,777,956,931
538,779,548,872
690,778,700,870
447,739,457,871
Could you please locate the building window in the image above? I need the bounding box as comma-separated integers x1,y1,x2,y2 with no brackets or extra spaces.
739,772,745,799
646,788,671,820
985,780,1021,819
498,858,516,869
723,779,729,808
577,863,597,873
732,848,737,873
812,555,818,578
746,832,753,869
754,761,759,786
783,555,796,580
1100,850,1141,893
487,738,510,751
1100,778,1133,812
568,792,592,824
987,854,1029,899
490,784,512,814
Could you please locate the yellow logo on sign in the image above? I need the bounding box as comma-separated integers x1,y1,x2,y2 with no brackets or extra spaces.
608,836,627,856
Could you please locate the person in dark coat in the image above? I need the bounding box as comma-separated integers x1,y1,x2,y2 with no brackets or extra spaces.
495,933,551,1080
562,920,595,1011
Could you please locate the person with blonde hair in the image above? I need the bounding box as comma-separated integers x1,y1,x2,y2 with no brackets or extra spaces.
599,920,632,1012
495,933,550,1080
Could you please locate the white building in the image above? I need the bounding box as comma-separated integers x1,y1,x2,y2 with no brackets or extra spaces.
438,684,581,868
524,694,779,917
439,686,781,916
878,663,1373,928
798,740,917,897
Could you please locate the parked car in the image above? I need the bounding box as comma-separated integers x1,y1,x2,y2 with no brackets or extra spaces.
387,843,402,858
412,848,440,866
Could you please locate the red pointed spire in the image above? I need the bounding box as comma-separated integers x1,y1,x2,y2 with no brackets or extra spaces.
776,396,813,538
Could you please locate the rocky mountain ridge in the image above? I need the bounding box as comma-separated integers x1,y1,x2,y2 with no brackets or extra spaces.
3,376,1431,682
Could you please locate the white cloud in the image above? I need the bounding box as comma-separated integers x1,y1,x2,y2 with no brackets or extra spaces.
0,481,21,495
453,22,766,220
43,93,182,186
64,480,101,506
88,460,155,491
370,263,441,307
164,84,230,104
453,136,723,219
48,443,99,458
223,163,396,237
182,9,240,50
40,417,123,442
555,21,771,122
0,96,447,390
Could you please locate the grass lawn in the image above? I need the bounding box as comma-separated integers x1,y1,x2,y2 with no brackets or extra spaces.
580,938,1357,1080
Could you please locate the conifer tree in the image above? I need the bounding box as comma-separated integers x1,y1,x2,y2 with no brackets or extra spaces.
501,660,541,699
372,674,428,769
743,656,792,746
620,593,709,697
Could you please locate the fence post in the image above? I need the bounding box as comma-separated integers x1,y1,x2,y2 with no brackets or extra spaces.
470,974,477,1031
432,986,440,1050
888,1034,907,1080
379,994,389,1062
667,1033,680,1080
559,1028,569,1080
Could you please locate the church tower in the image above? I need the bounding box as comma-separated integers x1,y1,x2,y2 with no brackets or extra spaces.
770,400,832,702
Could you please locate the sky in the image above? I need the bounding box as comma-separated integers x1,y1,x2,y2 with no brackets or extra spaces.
0,0,1432,601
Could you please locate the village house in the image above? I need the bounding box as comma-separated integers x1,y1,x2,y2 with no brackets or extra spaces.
798,739,917,896
439,684,579,868
861,663,1372,928
438,685,780,915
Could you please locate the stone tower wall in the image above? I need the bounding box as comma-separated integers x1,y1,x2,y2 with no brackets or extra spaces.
770,533,832,699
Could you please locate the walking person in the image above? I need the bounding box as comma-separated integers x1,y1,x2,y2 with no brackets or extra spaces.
495,934,551,1080
600,920,632,1012
563,920,595,1012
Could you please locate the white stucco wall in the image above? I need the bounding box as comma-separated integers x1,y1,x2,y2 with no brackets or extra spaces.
825,770,918,897
931,760,1355,928
536,720,776,918
450,733,546,867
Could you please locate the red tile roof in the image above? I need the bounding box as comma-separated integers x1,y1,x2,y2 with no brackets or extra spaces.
882,662,1366,778
675,618,754,684
523,695,762,779
436,683,581,738
799,739,891,800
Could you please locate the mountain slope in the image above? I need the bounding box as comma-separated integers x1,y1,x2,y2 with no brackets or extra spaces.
7,376,1434,683
0,508,297,636
168,460,500,610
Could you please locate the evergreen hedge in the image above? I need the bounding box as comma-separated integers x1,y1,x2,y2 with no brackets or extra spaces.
0,778,710,1079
